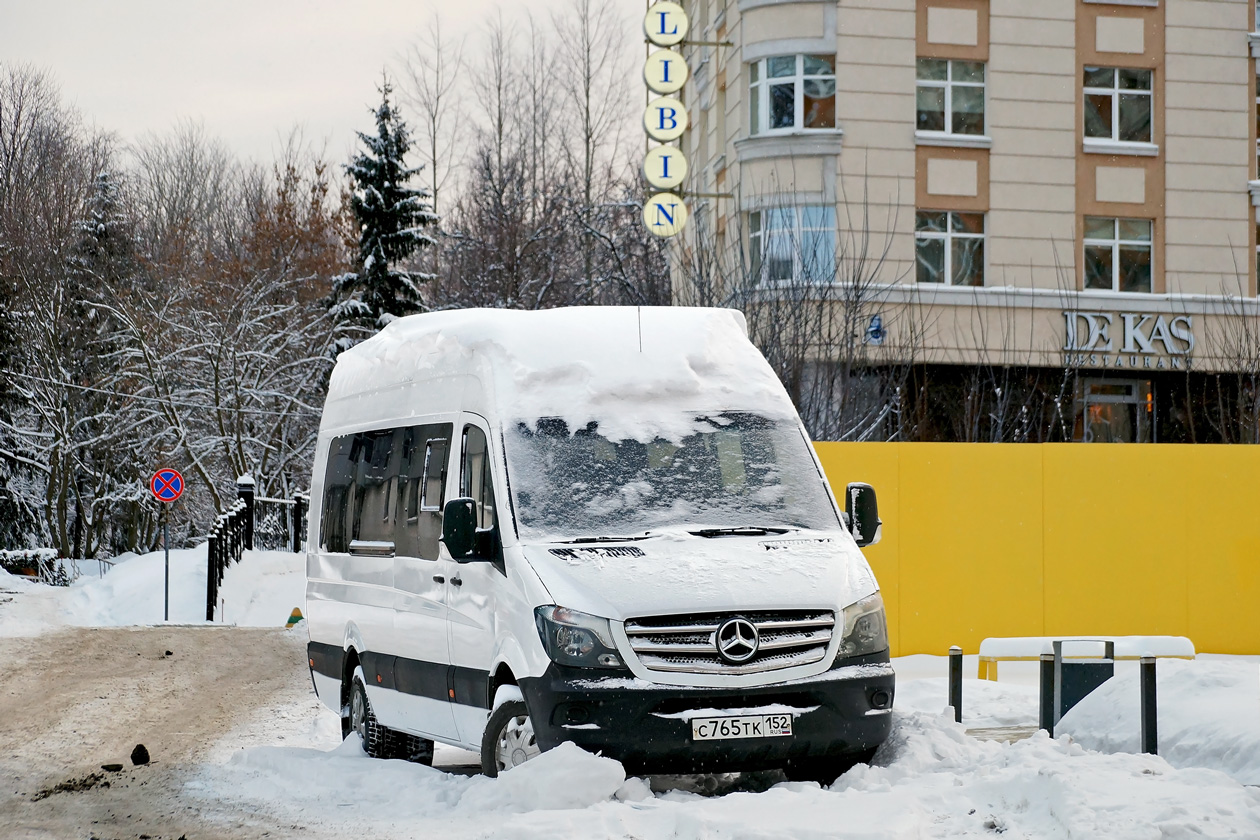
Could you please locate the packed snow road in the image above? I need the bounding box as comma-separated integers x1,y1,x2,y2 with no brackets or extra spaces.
0,625,314,839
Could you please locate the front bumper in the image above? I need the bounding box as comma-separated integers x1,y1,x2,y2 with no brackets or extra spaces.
518,653,895,774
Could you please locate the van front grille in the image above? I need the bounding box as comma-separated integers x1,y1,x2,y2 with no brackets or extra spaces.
622,610,835,675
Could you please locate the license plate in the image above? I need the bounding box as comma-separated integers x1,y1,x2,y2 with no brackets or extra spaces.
691,714,794,741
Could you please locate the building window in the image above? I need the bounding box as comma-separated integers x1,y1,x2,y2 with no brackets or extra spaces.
1084,217,1152,293
916,59,986,137
915,211,984,286
749,55,836,135
749,205,836,284
1084,67,1152,144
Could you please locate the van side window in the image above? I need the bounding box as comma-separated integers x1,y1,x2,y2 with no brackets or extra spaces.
321,434,356,552
395,423,452,560
460,425,498,537
352,429,398,544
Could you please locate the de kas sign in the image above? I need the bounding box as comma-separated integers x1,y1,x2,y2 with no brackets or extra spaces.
642,1,690,238
1062,310,1195,369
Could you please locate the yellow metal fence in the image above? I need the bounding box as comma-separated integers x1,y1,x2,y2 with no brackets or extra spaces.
813,443,1260,657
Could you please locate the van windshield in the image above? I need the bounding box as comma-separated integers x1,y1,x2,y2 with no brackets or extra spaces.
505,412,841,542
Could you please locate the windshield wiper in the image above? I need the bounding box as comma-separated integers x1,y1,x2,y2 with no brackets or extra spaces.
689,526,791,538
559,533,652,544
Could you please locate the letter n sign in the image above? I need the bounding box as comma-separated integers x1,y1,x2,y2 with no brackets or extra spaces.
643,193,688,238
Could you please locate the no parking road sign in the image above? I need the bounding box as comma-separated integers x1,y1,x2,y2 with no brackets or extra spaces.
150,467,184,622
150,468,184,503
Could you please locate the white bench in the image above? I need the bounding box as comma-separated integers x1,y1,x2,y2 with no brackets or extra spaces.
976,635,1195,680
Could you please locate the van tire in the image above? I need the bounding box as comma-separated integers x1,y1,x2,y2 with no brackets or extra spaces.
348,667,391,759
782,747,878,785
481,700,542,777
391,730,435,765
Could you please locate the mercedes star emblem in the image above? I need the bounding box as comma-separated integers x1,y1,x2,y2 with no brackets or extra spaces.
715,616,759,664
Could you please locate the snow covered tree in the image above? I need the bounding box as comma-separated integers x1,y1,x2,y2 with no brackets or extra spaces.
330,80,436,334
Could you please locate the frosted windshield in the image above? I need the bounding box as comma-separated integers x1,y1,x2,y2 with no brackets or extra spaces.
505,412,841,541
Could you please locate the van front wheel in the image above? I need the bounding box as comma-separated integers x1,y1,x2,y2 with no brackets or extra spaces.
481,700,541,777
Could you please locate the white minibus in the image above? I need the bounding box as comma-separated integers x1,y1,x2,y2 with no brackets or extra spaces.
305,306,893,780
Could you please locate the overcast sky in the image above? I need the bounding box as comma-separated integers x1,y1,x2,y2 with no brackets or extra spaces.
0,0,593,165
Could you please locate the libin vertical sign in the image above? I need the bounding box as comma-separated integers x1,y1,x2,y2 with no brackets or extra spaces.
642,1,690,238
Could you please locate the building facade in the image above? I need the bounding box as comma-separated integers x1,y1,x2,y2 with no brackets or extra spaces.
668,0,1260,442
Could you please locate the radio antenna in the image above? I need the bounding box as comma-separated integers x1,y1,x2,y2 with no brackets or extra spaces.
637,306,643,352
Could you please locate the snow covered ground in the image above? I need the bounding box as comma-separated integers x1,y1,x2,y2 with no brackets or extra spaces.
0,544,305,635
4,549,1260,838
194,703,1260,840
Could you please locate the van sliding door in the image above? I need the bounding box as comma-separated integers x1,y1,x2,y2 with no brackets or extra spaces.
389,421,458,741
444,418,501,744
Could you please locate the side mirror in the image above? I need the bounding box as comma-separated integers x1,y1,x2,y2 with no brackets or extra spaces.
845,482,882,548
442,497,476,560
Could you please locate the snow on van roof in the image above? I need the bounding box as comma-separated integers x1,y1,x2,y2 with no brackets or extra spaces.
327,306,798,442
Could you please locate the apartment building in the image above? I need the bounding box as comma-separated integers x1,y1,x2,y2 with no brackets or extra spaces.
667,0,1260,442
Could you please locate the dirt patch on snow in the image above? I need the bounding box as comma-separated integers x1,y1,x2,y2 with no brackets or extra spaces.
0,625,310,838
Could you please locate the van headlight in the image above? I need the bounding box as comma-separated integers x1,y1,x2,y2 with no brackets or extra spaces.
534,606,623,669
837,592,888,658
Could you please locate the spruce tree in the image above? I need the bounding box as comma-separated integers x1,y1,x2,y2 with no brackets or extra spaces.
330,79,436,333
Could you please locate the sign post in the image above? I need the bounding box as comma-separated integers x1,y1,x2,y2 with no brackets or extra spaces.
150,468,185,622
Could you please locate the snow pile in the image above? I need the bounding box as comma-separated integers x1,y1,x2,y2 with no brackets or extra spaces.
217,548,306,627
0,566,36,591
894,673,1038,728
452,743,627,814
0,545,306,631
198,739,628,829
196,708,1260,840
62,544,210,625
1059,657,1260,785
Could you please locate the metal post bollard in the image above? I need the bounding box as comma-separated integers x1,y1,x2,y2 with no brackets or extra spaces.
948,646,963,723
1039,652,1055,736
291,495,304,554
1140,655,1158,755
205,532,218,621
237,476,255,551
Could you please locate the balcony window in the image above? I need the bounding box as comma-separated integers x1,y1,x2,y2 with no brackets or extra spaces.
749,205,836,284
1084,217,1152,293
749,55,836,135
916,59,986,137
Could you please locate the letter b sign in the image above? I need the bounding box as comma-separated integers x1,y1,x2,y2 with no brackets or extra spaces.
644,96,688,142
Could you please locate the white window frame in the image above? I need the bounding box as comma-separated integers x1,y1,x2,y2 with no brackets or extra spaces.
1083,216,1153,293
914,210,986,286
748,54,836,136
915,58,987,140
748,205,837,285
1083,66,1153,146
